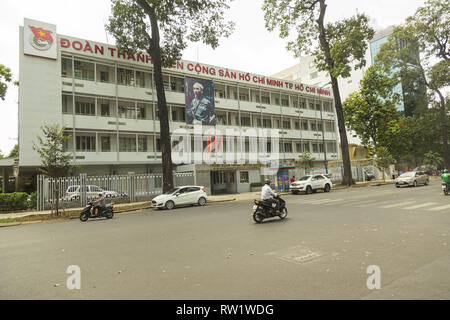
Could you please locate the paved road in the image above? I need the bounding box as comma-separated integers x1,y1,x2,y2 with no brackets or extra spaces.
1,179,450,300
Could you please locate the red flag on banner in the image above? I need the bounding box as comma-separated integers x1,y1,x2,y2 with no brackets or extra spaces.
29,26,54,42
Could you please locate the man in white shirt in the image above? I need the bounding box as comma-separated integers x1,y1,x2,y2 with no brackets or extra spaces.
261,179,278,211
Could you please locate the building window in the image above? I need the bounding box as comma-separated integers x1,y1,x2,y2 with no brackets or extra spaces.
263,118,271,128
101,104,110,117
119,137,137,152
312,143,319,153
303,143,310,152
240,171,249,183
118,68,134,86
296,143,301,152
240,116,251,127
295,121,300,130
101,137,111,152
136,71,146,88
137,106,146,120
100,71,109,83
283,143,292,153
138,137,147,152
118,105,136,119
302,120,309,131
261,96,270,104
311,122,317,131
156,138,161,152
75,101,95,116
76,136,96,152
283,120,291,129
74,61,94,81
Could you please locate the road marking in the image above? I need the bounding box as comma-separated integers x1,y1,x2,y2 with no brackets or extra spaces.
344,199,379,207
380,201,415,209
305,198,344,205
355,200,379,207
403,202,437,210
426,204,450,212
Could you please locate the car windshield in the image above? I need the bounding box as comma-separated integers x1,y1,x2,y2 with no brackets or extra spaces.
299,176,311,181
400,172,415,178
163,188,180,195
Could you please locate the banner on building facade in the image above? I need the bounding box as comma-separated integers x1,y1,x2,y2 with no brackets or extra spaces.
185,77,216,126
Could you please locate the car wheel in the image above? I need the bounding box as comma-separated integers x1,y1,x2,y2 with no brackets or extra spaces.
306,186,312,195
414,180,417,187
324,184,331,192
424,180,429,186
396,186,400,188
165,200,175,210
198,197,206,206
292,190,299,195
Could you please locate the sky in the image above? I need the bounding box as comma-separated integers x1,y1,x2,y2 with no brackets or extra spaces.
0,0,427,156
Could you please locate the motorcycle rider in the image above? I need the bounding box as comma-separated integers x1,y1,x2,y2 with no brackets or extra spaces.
93,192,106,216
441,169,450,189
261,179,278,212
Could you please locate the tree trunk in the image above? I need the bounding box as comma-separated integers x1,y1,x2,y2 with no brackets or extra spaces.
437,90,450,169
140,0,174,192
317,0,353,186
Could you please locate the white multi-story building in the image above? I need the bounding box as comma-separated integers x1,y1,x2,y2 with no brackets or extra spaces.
13,18,340,194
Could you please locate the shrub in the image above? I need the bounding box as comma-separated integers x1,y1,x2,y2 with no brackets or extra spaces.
250,182,263,188
0,192,29,211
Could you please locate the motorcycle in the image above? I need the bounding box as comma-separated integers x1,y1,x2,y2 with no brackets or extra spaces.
252,195,287,223
442,183,449,195
80,202,114,222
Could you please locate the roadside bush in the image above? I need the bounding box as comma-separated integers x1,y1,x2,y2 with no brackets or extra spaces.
250,182,263,188
28,192,37,209
0,192,29,211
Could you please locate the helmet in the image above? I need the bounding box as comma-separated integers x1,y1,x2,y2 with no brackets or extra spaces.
98,192,103,196
444,169,449,173
264,179,271,185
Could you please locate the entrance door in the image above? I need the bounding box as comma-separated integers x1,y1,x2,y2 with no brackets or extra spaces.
211,171,236,194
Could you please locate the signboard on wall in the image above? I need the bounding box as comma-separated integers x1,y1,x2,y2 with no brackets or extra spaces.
268,159,296,169
185,77,216,125
23,18,57,60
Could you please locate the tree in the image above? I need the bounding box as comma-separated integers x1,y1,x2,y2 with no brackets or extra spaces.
7,144,19,158
374,146,396,182
33,124,72,215
262,0,374,186
0,64,13,101
296,151,315,174
107,0,234,192
343,65,401,156
0,149,4,159
375,0,450,169
423,150,444,170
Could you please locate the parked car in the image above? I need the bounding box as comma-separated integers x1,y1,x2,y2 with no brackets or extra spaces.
290,175,333,195
151,186,207,210
63,185,120,201
364,170,375,181
395,171,429,188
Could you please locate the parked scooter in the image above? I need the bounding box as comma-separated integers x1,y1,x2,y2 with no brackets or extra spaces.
252,195,287,223
80,202,114,222
442,183,450,195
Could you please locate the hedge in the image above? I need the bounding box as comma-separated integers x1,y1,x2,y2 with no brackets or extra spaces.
250,182,264,188
0,192,34,212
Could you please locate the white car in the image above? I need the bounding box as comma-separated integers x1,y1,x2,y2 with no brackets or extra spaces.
290,175,333,195
63,185,120,201
151,186,208,210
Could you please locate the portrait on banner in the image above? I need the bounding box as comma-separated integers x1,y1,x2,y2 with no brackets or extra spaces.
185,77,216,126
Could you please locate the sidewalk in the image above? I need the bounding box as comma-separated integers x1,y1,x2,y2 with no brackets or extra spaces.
0,178,400,226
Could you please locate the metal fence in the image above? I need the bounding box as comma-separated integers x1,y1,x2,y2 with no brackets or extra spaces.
326,164,387,184
36,172,195,211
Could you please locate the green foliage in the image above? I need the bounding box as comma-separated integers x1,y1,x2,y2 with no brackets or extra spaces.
262,0,374,79
7,144,19,158
296,151,315,171
343,65,400,154
0,64,13,101
33,124,72,178
423,150,444,169
374,146,396,181
250,182,264,188
0,193,29,211
106,0,234,68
